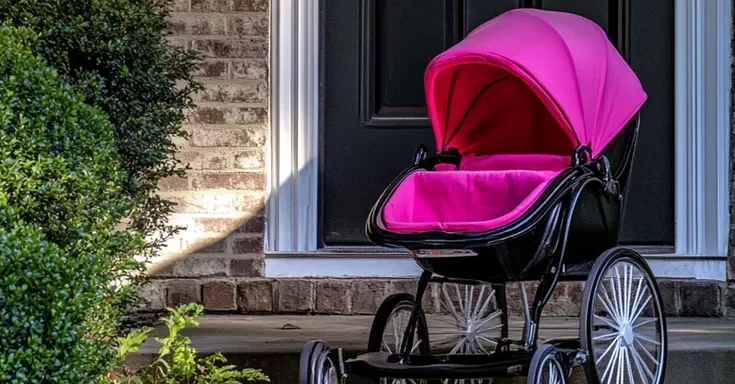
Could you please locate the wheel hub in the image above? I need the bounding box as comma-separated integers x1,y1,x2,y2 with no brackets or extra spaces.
464,321,478,343
619,324,635,346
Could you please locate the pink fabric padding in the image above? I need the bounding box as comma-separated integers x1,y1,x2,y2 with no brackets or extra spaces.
424,9,647,158
383,155,567,233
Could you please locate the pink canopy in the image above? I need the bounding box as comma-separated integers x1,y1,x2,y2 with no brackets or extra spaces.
424,8,647,158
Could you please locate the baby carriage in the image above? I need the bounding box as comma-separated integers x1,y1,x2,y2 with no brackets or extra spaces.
299,8,666,384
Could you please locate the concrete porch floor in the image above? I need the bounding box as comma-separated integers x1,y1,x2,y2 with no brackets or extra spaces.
132,315,735,384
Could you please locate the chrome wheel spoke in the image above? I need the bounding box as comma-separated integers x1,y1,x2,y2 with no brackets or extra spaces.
594,332,619,342
636,334,661,347
624,347,636,384
633,338,659,366
633,318,657,329
435,283,503,358
631,345,655,380
594,314,620,332
595,335,620,365
600,341,621,384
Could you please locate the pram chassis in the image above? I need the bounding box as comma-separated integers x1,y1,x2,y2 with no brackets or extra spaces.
299,112,667,384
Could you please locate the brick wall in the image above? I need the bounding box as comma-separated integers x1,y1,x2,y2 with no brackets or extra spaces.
142,0,270,311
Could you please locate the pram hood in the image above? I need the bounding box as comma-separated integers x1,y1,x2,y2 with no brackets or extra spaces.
425,8,646,159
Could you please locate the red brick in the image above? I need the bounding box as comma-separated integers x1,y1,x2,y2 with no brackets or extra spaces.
201,153,231,169
234,150,264,169
195,60,228,79
193,216,264,234
202,280,237,311
193,38,267,59
351,280,389,315
237,215,265,233
137,280,166,311
232,236,264,254
177,151,232,170
387,279,438,314
191,173,230,190
173,256,229,277
168,15,226,35
189,126,267,147
277,280,314,313
505,282,538,316
171,193,264,214
195,82,266,103
190,172,265,190
228,14,268,36
189,106,267,125
238,279,274,312
159,175,189,191
191,0,229,12
231,59,268,80
230,257,264,277
232,0,268,11
315,280,351,314
188,237,228,253
169,0,190,11
681,281,724,317
544,282,581,317
167,280,201,307
195,217,242,233
231,173,265,190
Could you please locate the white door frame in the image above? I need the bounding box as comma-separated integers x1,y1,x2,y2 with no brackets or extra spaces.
265,0,732,280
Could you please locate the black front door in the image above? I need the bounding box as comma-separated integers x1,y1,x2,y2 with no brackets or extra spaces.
320,1,674,248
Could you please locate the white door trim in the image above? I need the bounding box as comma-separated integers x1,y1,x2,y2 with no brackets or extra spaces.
674,0,731,257
266,0,731,280
266,0,319,252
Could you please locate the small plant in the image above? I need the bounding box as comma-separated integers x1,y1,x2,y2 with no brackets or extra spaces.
103,304,270,384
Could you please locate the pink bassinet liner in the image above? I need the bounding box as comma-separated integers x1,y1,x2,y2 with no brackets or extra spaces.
383,154,568,233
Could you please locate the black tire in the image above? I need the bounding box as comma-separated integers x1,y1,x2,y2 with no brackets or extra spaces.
367,293,431,355
580,247,667,384
299,340,340,384
527,344,568,384
299,341,321,384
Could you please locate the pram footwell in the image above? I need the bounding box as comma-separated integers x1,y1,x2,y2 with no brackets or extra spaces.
382,154,567,234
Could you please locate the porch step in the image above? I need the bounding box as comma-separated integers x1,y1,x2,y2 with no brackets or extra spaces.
129,315,735,384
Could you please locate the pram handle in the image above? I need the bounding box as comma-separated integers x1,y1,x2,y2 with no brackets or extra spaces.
418,146,462,170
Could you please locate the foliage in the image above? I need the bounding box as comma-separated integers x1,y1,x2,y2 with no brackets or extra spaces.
0,0,201,310
102,304,270,384
0,25,146,383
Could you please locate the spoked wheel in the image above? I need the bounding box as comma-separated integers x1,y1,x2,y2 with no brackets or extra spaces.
432,283,506,384
580,247,667,384
368,293,430,384
299,341,341,384
432,283,506,355
527,344,568,384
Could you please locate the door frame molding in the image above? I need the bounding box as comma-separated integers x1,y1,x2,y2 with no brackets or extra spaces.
265,0,732,280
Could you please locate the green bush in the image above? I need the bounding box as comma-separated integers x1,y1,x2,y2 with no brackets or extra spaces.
0,0,201,294
103,304,270,384
0,25,145,383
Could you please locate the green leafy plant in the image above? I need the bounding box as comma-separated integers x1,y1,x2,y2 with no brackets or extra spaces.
0,0,201,314
103,304,270,384
0,25,146,383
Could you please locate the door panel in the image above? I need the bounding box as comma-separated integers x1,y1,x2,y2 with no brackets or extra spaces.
320,0,674,247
